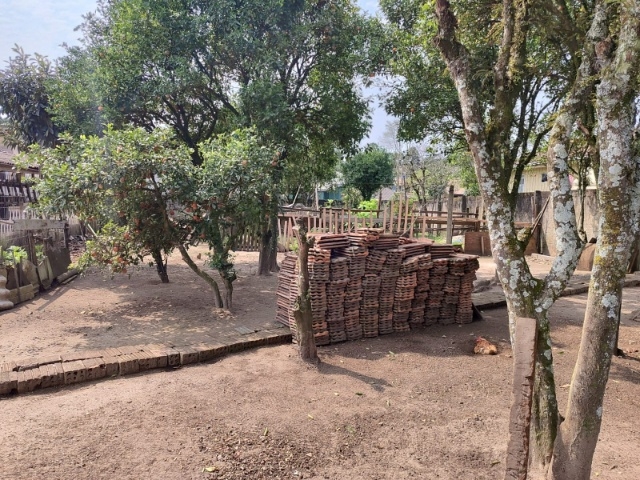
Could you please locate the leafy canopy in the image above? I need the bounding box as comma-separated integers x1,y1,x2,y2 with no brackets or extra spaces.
341,144,395,201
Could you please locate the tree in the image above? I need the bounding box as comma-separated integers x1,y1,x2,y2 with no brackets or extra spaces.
0,46,58,150
341,144,395,201
431,0,640,476
397,147,457,207
58,0,378,274
32,127,278,310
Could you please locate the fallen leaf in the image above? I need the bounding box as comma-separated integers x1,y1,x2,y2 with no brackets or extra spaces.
560,384,570,388
355,392,363,396
263,427,269,436
307,414,314,419
203,466,217,472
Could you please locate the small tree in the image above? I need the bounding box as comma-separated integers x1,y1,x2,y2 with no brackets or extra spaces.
341,144,395,201
33,127,278,310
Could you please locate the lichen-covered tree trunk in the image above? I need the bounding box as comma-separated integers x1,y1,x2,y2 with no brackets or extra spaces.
433,0,587,473
549,2,640,477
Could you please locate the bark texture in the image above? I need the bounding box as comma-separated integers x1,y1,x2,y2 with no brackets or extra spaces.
177,244,225,309
505,317,538,480
292,220,318,363
151,248,170,284
549,1,640,477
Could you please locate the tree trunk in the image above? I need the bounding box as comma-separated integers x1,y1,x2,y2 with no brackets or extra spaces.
292,219,318,363
151,248,169,283
258,213,279,275
177,244,224,308
549,3,640,476
221,277,233,310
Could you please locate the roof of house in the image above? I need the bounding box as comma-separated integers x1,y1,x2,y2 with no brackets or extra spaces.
0,139,39,173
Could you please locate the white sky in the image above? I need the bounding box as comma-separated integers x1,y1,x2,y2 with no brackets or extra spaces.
0,0,390,143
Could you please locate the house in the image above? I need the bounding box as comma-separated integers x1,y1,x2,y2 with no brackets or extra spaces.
515,163,597,193
0,137,40,233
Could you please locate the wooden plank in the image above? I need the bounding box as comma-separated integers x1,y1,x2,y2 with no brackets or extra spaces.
13,219,66,231
505,317,538,480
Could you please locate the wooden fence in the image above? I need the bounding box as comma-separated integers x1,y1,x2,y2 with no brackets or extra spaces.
224,192,482,252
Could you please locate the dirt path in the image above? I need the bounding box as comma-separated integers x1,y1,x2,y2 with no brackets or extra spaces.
0,249,282,362
1,252,639,478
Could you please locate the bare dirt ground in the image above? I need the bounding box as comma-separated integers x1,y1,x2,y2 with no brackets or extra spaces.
0,251,639,479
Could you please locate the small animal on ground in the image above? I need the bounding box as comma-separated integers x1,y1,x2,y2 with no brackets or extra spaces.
474,336,498,355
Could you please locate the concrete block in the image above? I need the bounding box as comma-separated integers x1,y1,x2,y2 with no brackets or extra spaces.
117,354,140,375
177,346,199,365
60,350,104,363
0,371,18,395
143,347,168,368
63,360,88,385
102,356,120,377
0,361,17,373
117,345,145,355
82,358,107,381
39,364,64,389
17,368,42,393
135,351,159,371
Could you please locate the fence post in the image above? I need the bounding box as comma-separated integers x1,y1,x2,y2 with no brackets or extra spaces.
446,185,455,244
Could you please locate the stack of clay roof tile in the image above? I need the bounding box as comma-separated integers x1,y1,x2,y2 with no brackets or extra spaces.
378,248,403,335
373,233,400,250
276,253,299,333
430,244,455,259
310,233,350,250
425,258,448,324
309,248,331,345
326,256,349,343
409,253,432,327
276,233,481,345
452,254,479,324
360,274,381,337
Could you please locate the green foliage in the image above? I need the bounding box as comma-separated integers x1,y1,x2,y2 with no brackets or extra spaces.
30,126,278,301
67,0,374,188
32,127,195,276
341,186,363,209
356,199,378,218
0,246,28,266
0,46,58,150
449,148,480,196
341,144,395,201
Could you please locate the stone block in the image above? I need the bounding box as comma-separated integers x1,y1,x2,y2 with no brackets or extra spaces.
63,360,88,385
177,346,199,365
82,358,107,381
0,371,18,395
102,356,120,377
117,354,140,375
17,368,42,393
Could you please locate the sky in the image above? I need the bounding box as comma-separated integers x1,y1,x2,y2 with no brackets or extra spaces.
0,0,390,143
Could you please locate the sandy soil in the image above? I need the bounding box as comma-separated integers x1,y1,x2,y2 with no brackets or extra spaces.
0,251,639,479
